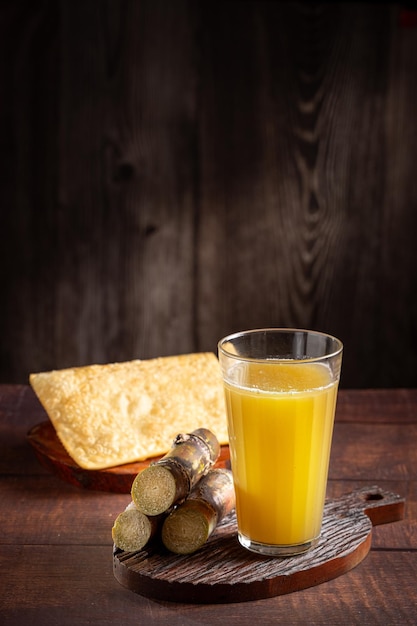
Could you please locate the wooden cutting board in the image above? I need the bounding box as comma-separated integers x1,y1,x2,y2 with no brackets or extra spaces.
27,420,230,492
113,486,405,604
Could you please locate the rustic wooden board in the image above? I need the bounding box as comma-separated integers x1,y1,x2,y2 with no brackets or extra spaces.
26,420,230,493
113,486,405,603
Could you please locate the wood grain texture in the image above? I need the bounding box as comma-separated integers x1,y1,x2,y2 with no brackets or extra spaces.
1,547,417,625
112,487,404,603
0,2,416,387
0,386,416,624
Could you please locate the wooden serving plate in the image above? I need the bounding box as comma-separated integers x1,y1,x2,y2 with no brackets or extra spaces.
113,486,405,603
27,420,230,493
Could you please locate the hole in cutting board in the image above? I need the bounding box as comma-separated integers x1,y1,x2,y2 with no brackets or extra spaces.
365,492,384,501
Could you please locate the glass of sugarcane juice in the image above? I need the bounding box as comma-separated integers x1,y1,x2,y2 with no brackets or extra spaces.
218,328,343,557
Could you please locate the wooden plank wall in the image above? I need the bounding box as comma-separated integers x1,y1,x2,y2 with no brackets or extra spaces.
1,1,416,388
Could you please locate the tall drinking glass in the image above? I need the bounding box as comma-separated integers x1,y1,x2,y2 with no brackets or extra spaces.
218,328,343,556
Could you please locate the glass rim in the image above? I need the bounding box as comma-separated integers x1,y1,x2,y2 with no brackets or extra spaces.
217,327,343,364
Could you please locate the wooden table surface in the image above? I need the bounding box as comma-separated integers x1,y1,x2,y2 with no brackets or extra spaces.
1,385,416,625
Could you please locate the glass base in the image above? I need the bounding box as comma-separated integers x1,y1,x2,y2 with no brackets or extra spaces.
238,532,320,557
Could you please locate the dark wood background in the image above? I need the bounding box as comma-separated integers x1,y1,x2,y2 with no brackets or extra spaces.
1,1,416,388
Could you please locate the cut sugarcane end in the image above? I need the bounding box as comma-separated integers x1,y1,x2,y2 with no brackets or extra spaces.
131,464,177,516
162,501,215,555
112,505,153,552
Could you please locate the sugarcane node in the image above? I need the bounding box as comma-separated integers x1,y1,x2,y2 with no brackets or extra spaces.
184,428,221,465
166,428,220,481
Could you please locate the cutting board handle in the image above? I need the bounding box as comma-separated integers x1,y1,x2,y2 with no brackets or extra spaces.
325,485,405,526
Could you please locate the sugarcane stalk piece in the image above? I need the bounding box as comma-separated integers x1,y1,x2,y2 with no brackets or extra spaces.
161,468,235,554
131,428,220,516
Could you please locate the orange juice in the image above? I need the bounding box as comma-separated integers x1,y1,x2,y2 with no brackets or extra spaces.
224,361,338,549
